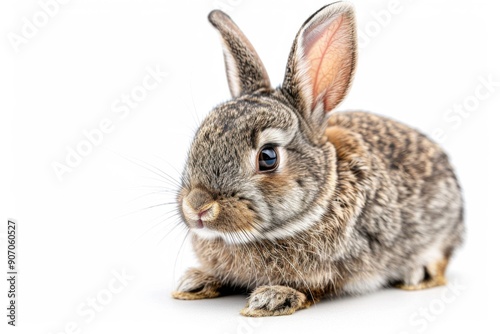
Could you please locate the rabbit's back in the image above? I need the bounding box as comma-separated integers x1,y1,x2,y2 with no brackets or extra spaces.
328,111,464,258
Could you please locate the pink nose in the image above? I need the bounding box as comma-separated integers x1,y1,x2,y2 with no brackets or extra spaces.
194,202,219,221
198,207,211,218
182,188,220,225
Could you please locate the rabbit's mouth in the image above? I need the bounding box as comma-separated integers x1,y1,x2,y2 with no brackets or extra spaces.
196,219,204,229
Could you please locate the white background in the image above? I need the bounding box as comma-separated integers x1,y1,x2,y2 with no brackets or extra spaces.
1,0,499,333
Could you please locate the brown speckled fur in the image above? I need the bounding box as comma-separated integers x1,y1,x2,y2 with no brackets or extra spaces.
172,2,464,317
188,111,463,292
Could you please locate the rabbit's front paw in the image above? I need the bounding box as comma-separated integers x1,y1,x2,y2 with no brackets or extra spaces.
171,268,222,300
240,285,309,317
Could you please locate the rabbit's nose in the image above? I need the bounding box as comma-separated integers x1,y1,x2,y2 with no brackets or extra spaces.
182,188,220,226
196,202,220,224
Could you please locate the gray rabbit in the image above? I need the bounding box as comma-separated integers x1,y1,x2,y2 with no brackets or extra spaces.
172,2,464,317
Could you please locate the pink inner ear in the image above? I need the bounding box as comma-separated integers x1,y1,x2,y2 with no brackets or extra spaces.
304,14,352,111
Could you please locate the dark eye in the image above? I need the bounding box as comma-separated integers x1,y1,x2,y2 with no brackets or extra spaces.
258,146,279,172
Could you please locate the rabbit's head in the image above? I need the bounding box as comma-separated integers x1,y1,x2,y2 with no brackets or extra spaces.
179,2,357,243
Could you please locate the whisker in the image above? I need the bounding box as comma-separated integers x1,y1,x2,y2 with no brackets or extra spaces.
113,202,176,220
105,148,183,188
155,218,184,247
133,211,182,245
172,228,191,286
124,190,175,205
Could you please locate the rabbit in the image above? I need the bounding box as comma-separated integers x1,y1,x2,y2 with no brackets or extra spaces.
171,2,465,317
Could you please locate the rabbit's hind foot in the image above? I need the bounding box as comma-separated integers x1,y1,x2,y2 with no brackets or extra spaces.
395,257,449,291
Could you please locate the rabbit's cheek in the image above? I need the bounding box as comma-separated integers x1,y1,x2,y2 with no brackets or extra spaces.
256,170,307,222
207,200,257,234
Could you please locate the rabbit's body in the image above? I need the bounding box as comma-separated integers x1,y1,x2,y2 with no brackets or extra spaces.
172,3,464,316
191,111,463,297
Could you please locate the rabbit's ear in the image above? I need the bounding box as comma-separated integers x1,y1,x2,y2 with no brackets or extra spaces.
282,2,357,128
208,10,271,98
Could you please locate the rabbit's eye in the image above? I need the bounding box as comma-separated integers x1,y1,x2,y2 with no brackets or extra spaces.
258,146,279,172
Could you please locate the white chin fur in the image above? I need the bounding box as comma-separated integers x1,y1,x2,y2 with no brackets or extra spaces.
190,227,222,240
